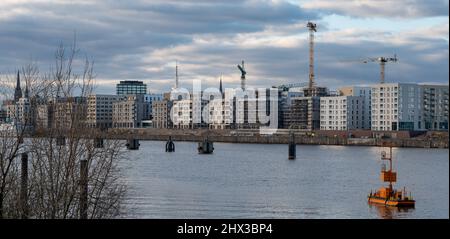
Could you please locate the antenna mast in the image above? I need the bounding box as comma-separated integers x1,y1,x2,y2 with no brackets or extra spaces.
175,61,179,89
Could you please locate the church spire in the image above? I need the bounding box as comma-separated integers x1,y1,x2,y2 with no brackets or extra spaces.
14,70,22,102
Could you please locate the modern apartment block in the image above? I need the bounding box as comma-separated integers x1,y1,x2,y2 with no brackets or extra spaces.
371,83,424,131
171,99,192,129
207,94,229,129
112,95,149,128
421,84,449,130
87,94,124,129
338,86,372,129
116,81,147,95
171,97,209,129
152,100,172,128
320,96,366,130
144,93,163,119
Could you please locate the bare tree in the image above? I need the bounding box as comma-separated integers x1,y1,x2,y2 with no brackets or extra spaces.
0,38,126,219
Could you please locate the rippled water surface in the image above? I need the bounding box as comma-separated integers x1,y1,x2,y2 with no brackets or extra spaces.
120,141,449,219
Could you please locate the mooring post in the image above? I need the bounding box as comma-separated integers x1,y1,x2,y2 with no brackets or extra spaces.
289,131,296,160
56,136,66,146
20,152,28,219
79,159,88,219
166,136,175,152
126,139,140,150
94,137,104,148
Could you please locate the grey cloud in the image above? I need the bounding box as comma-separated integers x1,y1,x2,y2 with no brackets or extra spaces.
303,0,449,18
0,0,448,94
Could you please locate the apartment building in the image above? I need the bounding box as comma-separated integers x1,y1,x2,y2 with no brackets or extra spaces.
338,86,372,129
421,84,449,131
152,100,172,128
87,94,124,129
144,93,163,119
371,83,423,131
112,95,148,128
320,96,366,130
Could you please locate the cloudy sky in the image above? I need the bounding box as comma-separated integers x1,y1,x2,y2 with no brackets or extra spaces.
0,0,448,94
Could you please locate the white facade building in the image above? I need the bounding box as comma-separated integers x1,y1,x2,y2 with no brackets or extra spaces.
371,83,423,131
171,99,192,129
320,96,366,130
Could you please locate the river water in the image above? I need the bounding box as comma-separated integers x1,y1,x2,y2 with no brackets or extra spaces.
120,141,449,219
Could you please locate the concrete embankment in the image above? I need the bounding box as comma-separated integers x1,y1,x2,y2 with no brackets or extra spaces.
106,129,449,149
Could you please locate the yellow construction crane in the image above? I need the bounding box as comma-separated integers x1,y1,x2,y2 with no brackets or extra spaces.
307,21,317,90
362,55,398,84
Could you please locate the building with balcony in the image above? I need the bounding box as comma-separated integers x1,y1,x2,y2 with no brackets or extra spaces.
421,84,448,131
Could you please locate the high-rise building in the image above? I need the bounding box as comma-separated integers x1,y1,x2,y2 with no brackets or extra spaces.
116,81,147,95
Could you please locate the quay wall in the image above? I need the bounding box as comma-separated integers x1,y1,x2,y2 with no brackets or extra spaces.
106,129,449,149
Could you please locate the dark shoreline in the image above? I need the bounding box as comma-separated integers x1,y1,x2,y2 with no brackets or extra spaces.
105,129,449,149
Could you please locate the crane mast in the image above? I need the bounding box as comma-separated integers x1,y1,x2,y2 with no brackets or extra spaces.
307,21,317,90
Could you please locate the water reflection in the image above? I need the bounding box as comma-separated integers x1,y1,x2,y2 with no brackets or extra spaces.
121,141,448,218
369,204,415,219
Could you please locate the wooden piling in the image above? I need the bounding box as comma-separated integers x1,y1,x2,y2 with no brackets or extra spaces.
79,159,88,219
166,136,175,152
56,136,66,146
20,153,28,219
126,139,140,150
198,137,214,154
288,132,296,160
94,138,104,148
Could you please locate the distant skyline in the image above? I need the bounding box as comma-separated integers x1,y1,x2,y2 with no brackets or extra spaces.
0,0,448,94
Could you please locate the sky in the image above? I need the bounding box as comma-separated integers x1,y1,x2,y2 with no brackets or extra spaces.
0,0,448,94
